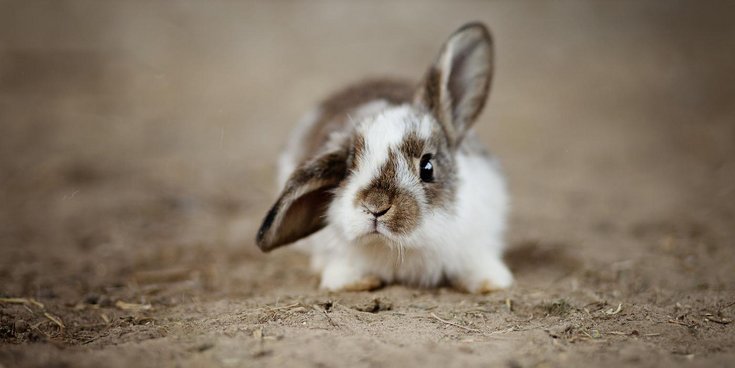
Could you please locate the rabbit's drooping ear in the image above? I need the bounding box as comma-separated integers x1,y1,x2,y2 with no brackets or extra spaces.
415,22,494,147
256,150,347,252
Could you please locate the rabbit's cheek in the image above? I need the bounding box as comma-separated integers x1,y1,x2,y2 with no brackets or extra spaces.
382,191,421,235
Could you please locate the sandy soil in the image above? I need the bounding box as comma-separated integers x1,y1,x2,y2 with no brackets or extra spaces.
1,1,734,367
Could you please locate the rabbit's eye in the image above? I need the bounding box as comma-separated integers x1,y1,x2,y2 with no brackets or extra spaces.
420,154,434,183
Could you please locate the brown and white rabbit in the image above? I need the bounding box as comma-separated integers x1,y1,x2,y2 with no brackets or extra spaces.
256,22,513,293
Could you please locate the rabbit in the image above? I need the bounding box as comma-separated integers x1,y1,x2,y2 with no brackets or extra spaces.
256,22,513,293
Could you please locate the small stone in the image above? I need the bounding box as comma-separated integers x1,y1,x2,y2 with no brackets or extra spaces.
546,323,573,338
98,295,113,307
84,293,100,304
14,320,28,333
352,297,393,313
195,342,214,352
27,330,43,342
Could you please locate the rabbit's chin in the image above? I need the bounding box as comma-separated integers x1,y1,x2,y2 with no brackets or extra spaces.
333,217,408,246
344,225,392,244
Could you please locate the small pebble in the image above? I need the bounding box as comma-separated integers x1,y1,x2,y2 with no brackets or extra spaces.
14,320,28,333
98,295,113,307
84,293,100,304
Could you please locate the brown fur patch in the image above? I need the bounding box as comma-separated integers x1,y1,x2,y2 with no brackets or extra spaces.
373,149,399,192
354,150,423,235
415,67,453,143
300,79,414,165
354,150,398,208
286,151,347,190
476,280,503,294
415,128,457,211
384,188,420,234
422,157,456,209
398,132,425,159
339,275,383,292
350,134,366,171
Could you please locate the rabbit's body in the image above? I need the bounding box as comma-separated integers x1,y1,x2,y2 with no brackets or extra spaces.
257,23,514,293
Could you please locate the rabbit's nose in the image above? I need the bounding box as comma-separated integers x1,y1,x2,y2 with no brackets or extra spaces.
368,206,391,218
362,201,392,218
360,190,392,218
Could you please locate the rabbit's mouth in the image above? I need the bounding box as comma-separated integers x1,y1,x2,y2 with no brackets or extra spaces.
373,217,398,236
367,224,386,237
356,223,392,242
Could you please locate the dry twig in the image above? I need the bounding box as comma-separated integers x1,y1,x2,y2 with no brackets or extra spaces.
668,319,696,328
606,303,623,315
430,313,481,333
44,312,65,329
0,297,45,309
115,301,152,312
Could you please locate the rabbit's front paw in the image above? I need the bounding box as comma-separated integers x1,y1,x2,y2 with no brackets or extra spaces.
340,275,383,292
455,255,513,294
320,260,382,292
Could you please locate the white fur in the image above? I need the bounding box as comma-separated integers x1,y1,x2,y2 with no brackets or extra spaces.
280,104,512,293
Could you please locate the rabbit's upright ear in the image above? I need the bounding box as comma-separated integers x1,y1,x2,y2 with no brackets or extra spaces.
256,149,347,252
415,22,494,147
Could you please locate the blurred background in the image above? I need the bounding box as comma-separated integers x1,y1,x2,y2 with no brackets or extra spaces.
1,1,734,366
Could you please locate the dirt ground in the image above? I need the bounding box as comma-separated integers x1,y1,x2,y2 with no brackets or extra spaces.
1,1,734,367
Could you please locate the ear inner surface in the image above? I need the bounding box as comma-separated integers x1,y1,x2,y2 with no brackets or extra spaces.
415,22,494,148
256,151,347,252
